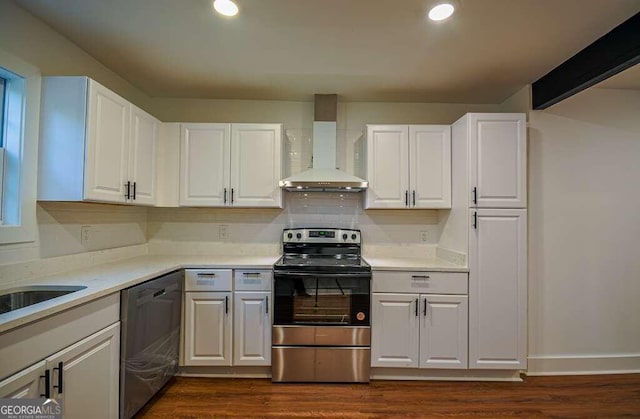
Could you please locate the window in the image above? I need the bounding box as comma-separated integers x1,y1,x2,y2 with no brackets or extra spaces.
0,76,5,146
0,74,8,223
0,48,39,244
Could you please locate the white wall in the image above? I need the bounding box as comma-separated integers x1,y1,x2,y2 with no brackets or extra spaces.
522,87,640,374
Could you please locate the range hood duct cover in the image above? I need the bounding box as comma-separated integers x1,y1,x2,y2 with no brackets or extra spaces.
279,94,368,192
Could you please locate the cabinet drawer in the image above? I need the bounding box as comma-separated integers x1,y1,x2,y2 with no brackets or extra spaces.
185,269,232,291
372,271,467,294
234,270,272,291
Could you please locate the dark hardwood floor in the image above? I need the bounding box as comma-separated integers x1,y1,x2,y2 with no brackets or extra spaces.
137,374,640,418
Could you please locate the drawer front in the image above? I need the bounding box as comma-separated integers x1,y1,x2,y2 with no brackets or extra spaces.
234,270,273,291
185,269,232,291
372,271,467,294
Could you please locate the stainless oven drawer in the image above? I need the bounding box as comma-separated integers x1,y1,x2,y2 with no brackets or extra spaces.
272,346,370,383
272,325,370,346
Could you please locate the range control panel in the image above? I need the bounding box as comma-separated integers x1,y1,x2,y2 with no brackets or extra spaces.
282,228,361,244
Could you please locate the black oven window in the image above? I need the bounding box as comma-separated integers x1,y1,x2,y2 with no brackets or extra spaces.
274,275,370,326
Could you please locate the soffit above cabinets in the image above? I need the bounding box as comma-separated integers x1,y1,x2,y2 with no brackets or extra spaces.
13,0,640,103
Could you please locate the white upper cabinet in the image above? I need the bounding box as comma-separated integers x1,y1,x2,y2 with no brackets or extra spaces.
38,76,159,205
467,113,526,208
85,80,130,202
366,125,451,209
180,123,282,208
469,208,527,370
180,123,231,206
366,125,410,208
230,124,282,207
409,125,452,208
129,104,159,205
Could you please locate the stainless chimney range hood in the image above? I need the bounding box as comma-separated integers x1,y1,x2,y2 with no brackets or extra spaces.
279,94,368,192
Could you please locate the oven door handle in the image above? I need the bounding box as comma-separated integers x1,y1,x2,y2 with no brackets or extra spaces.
274,272,371,278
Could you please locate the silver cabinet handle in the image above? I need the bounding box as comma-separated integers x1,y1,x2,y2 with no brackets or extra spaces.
472,211,478,229
197,273,217,278
224,188,227,204
265,296,269,314
243,272,262,277
415,298,419,317
423,298,427,317
405,190,409,207
411,275,430,280
472,187,477,205
412,190,416,206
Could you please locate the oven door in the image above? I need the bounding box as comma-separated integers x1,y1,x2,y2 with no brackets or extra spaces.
273,271,371,326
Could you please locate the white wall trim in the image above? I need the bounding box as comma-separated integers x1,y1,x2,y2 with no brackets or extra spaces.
371,368,523,382
526,354,640,376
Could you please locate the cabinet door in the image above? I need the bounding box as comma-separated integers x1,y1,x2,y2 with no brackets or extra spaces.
230,124,282,207
0,361,46,399
85,79,129,203
129,104,158,205
419,295,468,369
409,125,451,208
469,114,526,208
183,292,232,366
469,209,527,369
180,123,231,206
233,292,271,366
371,293,419,368
47,322,120,419
365,125,410,209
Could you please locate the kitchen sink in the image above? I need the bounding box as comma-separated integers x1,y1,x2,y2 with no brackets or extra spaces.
0,285,87,315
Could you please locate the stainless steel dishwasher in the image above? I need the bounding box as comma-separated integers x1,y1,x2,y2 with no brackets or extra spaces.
120,270,183,419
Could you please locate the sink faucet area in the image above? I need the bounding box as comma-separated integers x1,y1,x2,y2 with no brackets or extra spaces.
0,285,88,315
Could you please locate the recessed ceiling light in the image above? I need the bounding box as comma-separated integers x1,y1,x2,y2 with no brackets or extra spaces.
213,0,239,17
428,3,455,21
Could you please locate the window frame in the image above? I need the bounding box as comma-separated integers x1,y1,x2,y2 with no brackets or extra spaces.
0,76,5,147
0,48,40,244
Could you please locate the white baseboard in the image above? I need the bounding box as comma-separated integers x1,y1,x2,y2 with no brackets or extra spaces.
371,368,523,382
526,354,640,376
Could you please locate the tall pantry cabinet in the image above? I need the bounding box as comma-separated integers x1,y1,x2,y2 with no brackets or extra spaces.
452,113,527,370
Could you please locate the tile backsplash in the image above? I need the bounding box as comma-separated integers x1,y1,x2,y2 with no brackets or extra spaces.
147,192,445,255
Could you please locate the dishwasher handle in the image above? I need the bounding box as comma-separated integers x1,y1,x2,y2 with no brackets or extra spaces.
135,283,179,307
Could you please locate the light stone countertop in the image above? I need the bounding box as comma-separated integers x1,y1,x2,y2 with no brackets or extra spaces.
0,255,279,334
364,257,469,272
0,253,467,334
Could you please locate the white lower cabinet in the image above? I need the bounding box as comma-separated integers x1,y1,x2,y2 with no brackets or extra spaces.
47,323,120,419
233,292,271,366
0,322,120,419
420,295,468,369
371,294,420,368
372,292,468,370
183,292,233,366
0,361,46,399
469,208,527,370
182,268,272,368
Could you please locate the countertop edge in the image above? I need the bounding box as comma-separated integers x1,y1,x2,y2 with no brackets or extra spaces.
1,255,468,334
0,257,277,334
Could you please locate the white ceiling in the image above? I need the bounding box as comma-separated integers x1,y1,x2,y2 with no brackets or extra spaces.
14,0,640,103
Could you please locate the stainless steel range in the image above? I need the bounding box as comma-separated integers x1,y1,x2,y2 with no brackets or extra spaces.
272,228,371,383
